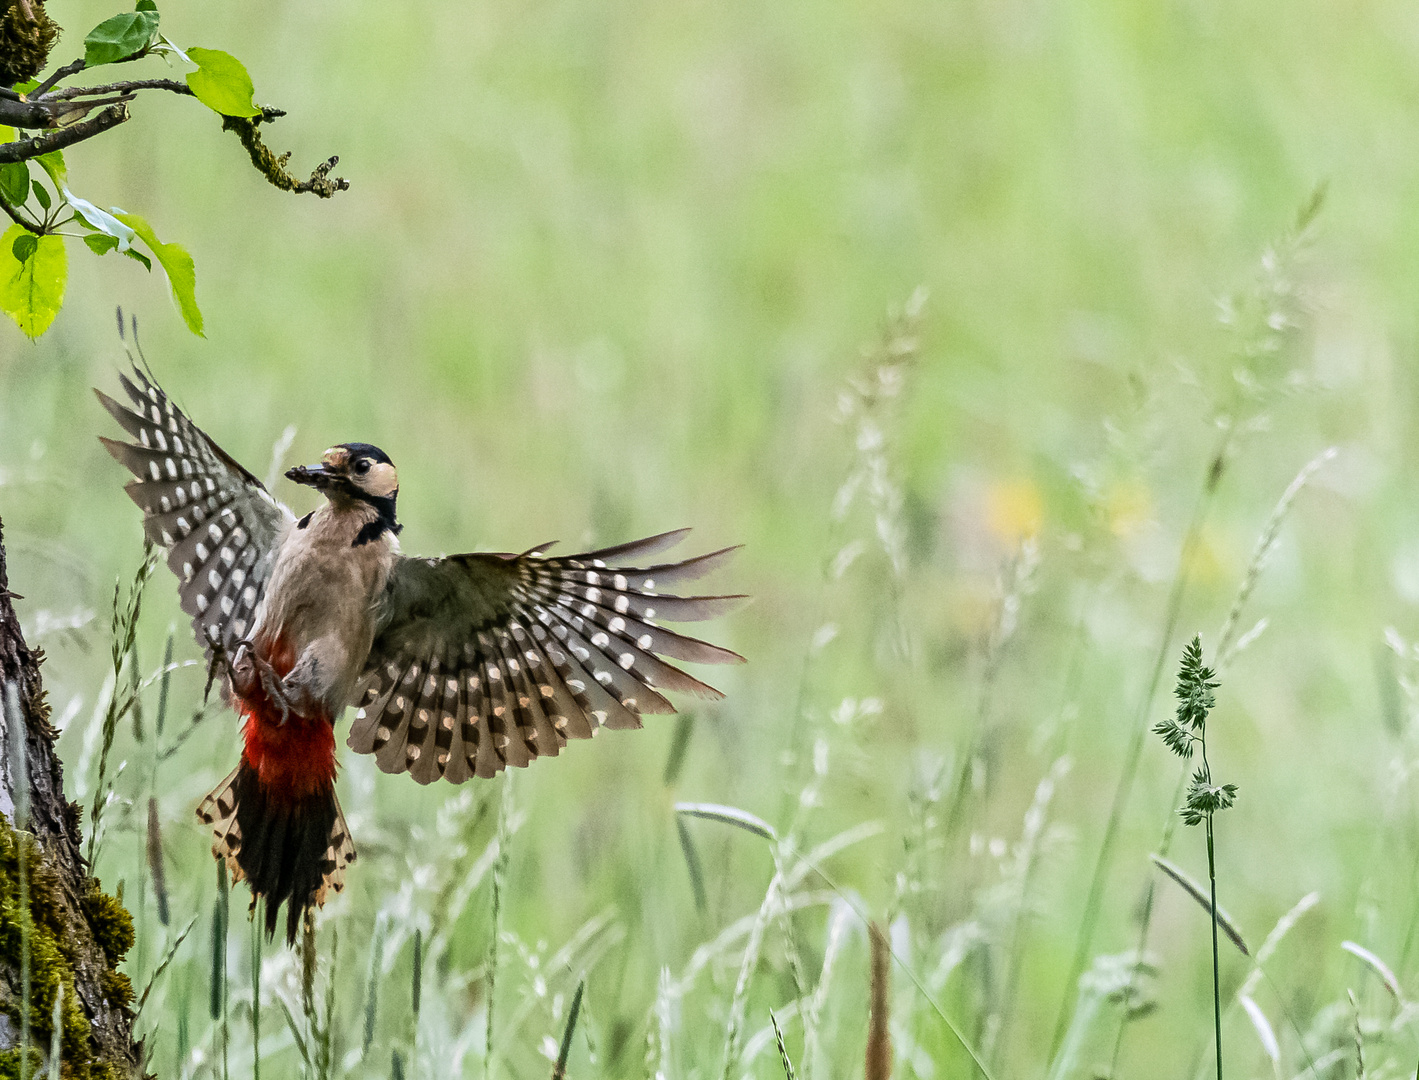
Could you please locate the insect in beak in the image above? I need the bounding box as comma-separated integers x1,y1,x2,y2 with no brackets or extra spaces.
286,463,337,489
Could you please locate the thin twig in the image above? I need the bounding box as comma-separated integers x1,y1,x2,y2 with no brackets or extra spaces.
0,103,129,164
49,78,192,100
0,199,40,234
30,57,85,98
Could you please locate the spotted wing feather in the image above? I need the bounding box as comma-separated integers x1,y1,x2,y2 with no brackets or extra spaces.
97,366,293,663
348,529,746,784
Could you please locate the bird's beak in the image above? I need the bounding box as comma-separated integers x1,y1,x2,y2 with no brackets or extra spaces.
286,463,337,489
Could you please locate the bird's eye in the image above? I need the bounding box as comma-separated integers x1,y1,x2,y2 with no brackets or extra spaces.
354,459,371,476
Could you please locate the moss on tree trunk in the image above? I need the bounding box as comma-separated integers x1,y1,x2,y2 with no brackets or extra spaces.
0,516,142,1078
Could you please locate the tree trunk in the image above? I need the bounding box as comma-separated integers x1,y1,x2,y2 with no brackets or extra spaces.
0,515,143,1077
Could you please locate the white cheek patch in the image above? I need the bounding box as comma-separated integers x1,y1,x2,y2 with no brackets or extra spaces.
365,462,399,497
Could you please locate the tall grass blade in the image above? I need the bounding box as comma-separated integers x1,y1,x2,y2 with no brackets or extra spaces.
136,914,197,1016
317,929,338,1080
275,994,312,1067
1150,854,1250,956
663,713,695,787
866,922,892,1080
156,628,173,739
86,546,158,867
1051,429,1229,1058
796,855,997,1079
720,870,781,1080
802,900,850,1079
217,857,230,1080
487,775,513,1079
1216,447,1336,668
1238,995,1279,1067
5,682,31,1080
1349,989,1367,1079
362,915,386,1058
1342,941,1405,1002
303,910,317,1020
209,900,223,1022
129,636,143,741
676,815,708,914
769,1010,797,1080
676,802,778,841
412,928,422,1022
147,796,169,926
250,901,262,1080
1239,892,1320,999
551,979,584,1080
46,981,60,1080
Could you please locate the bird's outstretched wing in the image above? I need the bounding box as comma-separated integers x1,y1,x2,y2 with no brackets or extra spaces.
97,366,293,663
349,529,746,785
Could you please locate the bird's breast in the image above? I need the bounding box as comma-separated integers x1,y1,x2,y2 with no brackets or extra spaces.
254,506,395,662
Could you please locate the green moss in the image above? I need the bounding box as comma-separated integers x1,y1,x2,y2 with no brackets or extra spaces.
98,970,133,1011
0,0,59,86
81,883,134,966
0,814,134,1079
0,1048,42,1080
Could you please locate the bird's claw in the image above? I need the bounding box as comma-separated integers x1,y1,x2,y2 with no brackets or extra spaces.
223,639,293,725
203,628,232,704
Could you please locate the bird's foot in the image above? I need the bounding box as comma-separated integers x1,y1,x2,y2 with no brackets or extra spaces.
203,628,233,704
230,641,293,725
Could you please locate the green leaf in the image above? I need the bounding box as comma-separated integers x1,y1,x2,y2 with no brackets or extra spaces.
0,224,67,339
124,247,152,270
84,233,119,256
0,163,28,207
35,151,65,189
30,181,49,211
84,9,160,67
185,48,260,118
136,0,157,9
112,212,202,335
11,234,36,262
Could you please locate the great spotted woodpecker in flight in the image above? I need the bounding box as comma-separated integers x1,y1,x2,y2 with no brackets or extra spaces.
97,364,745,943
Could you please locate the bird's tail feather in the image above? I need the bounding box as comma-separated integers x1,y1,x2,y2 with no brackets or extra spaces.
197,763,356,944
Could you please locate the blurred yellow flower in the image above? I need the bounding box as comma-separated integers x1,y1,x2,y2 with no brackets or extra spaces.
1106,480,1154,539
1183,528,1225,585
986,478,1044,542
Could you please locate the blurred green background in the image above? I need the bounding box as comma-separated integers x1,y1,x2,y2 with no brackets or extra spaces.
4,0,1419,1076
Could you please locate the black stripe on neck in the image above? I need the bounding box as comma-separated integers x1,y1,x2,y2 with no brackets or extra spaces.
352,492,401,547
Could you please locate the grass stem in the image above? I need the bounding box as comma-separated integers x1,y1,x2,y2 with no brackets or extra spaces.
1050,429,1229,1059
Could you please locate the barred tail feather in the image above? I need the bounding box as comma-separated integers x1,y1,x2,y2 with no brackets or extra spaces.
196,763,356,944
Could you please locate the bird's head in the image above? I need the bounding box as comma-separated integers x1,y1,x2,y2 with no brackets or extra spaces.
287,443,400,527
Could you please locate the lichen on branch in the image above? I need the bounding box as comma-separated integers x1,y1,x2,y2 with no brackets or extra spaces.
222,113,349,198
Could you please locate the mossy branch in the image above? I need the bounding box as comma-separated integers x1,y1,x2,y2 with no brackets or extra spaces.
221,112,349,198
0,58,349,196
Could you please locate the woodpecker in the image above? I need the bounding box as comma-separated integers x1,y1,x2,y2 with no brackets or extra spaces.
97,365,744,943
